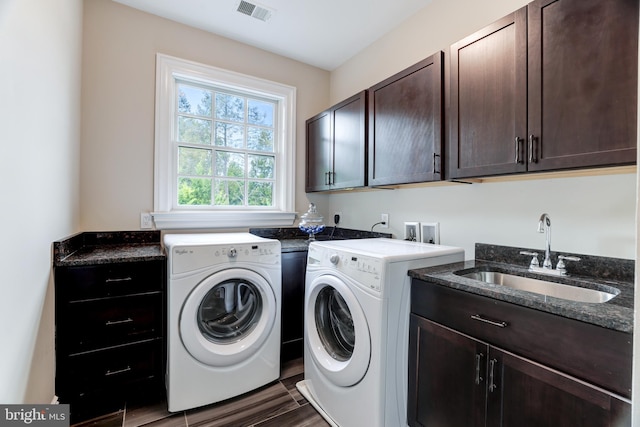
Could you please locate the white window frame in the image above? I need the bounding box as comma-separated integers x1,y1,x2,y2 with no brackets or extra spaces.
153,54,296,229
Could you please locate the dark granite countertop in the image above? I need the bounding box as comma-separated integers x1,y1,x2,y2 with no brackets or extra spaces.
250,227,392,253
53,231,165,267
409,243,634,334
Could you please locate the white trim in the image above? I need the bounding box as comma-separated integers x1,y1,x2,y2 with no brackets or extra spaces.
154,54,296,229
152,211,296,229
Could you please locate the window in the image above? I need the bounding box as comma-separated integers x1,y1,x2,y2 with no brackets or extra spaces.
153,54,296,229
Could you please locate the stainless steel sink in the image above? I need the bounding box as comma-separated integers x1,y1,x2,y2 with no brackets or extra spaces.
457,270,618,303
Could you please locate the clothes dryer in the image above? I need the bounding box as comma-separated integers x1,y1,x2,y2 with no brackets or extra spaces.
297,238,463,427
164,233,281,412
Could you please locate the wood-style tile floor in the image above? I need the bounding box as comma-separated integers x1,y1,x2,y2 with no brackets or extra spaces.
72,358,330,427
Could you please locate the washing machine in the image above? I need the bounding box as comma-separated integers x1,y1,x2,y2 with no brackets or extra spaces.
297,238,464,427
164,233,281,412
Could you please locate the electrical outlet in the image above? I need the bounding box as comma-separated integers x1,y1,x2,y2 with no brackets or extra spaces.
380,213,389,228
140,212,153,229
334,211,342,225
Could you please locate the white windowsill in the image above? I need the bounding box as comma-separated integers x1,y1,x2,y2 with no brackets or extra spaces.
151,211,297,230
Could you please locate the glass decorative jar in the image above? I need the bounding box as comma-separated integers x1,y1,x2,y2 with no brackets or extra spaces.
299,203,325,241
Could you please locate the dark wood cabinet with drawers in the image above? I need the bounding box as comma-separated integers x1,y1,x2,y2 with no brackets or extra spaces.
55,259,165,421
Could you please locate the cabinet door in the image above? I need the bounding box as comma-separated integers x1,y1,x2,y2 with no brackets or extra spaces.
305,110,332,192
488,348,631,427
369,52,443,186
332,91,367,189
449,8,527,179
280,251,307,361
527,0,638,171
408,315,487,427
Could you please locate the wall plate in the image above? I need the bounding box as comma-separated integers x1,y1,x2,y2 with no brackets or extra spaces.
421,222,440,244
404,222,420,242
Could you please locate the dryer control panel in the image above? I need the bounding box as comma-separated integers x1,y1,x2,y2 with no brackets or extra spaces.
307,245,383,293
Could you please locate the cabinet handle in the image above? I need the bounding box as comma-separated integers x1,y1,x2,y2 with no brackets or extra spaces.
433,153,441,174
105,318,133,326
488,359,498,392
471,314,507,328
325,171,332,185
514,137,524,164
329,171,334,185
105,366,131,377
529,134,538,163
475,353,484,385
105,277,132,283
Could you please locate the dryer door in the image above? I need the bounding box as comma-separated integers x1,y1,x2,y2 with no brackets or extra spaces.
180,268,276,367
305,274,371,387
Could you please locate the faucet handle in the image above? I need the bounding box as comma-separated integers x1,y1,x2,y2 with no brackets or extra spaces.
519,251,539,268
556,255,581,275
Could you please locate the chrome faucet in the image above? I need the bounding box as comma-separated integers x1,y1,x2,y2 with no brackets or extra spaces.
537,213,552,269
519,213,581,276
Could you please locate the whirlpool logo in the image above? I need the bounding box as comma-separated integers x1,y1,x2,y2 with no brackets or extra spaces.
0,405,69,427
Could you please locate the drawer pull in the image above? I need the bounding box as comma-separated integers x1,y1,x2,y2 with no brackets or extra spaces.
105,318,133,326
488,359,498,392
471,314,507,328
514,137,524,164
529,134,538,163
105,366,131,376
105,277,133,283
475,353,484,385
433,153,441,174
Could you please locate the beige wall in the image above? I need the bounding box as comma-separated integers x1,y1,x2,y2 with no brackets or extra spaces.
319,0,637,260
0,0,82,402
80,0,330,231
330,0,530,103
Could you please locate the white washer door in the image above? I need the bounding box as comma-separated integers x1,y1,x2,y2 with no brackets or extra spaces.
180,268,276,367
306,274,371,387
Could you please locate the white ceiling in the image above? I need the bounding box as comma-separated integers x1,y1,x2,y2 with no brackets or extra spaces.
112,0,433,71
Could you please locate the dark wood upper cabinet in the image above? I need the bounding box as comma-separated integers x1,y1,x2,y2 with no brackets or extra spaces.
450,9,528,178
305,110,332,192
305,91,367,192
368,52,444,186
450,0,638,179
527,0,638,171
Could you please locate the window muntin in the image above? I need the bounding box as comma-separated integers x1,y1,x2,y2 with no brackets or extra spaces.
175,82,277,208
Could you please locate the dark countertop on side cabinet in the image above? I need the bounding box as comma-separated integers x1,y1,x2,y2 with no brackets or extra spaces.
250,227,392,253
53,231,165,267
409,243,634,334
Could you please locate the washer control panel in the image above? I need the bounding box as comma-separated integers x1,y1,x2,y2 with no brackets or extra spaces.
171,241,280,275
308,246,383,293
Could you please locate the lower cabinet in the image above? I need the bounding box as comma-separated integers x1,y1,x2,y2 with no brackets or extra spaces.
55,260,166,422
281,251,307,362
408,280,631,427
408,315,630,427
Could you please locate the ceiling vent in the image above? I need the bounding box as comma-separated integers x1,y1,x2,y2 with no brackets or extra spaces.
236,0,274,22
